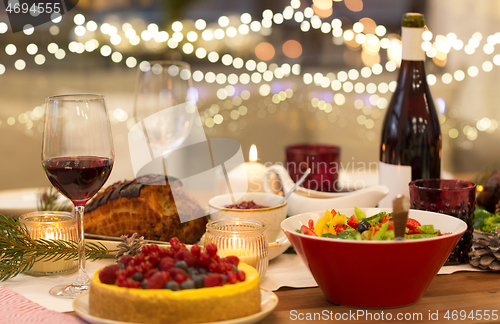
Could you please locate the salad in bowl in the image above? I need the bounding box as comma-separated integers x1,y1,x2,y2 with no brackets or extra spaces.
281,207,466,308
297,207,450,241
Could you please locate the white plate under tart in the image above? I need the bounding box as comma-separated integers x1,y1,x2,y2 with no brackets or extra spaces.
73,287,278,324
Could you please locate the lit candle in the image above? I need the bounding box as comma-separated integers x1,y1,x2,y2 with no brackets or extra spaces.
247,145,267,192
205,218,269,278
19,212,77,276
226,144,267,192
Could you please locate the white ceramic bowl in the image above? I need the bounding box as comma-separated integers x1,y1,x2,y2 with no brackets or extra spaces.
208,192,287,242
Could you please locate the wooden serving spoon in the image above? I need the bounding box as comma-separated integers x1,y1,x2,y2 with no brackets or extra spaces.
393,194,410,241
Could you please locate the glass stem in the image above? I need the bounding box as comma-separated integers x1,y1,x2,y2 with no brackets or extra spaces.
73,205,89,286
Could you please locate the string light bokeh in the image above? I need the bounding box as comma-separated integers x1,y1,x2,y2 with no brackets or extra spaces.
0,0,498,152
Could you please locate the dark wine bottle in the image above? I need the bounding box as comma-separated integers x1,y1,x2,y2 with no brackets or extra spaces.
378,13,442,207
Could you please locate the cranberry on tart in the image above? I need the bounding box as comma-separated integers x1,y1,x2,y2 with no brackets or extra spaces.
89,239,261,324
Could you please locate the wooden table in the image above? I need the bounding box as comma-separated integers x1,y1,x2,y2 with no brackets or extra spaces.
67,271,500,323
258,272,500,324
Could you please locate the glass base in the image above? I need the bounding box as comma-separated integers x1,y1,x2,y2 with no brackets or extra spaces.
49,283,89,299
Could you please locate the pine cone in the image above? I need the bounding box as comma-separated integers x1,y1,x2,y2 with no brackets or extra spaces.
115,233,144,260
469,232,500,271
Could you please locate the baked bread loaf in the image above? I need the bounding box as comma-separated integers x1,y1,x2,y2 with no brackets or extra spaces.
84,174,207,244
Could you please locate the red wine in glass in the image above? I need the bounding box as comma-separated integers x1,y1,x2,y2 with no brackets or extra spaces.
43,156,112,206
42,94,114,298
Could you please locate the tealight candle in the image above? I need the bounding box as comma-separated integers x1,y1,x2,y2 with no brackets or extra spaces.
18,211,78,276
204,218,269,278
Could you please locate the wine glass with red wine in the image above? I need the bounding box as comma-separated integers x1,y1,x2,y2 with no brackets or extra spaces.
42,94,114,298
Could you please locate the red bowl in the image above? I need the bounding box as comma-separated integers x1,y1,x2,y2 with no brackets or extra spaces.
281,208,466,308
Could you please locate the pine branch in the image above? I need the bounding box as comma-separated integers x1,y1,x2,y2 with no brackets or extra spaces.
37,187,72,212
0,214,117,281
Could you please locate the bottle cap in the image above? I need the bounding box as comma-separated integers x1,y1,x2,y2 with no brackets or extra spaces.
402,13,425,28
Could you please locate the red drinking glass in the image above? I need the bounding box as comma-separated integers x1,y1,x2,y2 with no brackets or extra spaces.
286,144,340,192
409,179,476,265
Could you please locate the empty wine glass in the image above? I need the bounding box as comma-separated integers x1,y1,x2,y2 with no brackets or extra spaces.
42,94,114,298
133,60,197,158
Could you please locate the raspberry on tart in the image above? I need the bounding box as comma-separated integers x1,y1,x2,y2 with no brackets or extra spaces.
89,238,261,324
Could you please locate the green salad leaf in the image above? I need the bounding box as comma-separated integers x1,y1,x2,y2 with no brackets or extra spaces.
474,206,500,232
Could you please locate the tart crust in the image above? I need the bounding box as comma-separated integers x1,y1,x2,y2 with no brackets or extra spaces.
89,263,260,324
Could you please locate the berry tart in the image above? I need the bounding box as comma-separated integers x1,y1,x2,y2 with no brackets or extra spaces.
89,238,261,324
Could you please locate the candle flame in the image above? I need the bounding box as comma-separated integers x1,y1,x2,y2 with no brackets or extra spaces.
249,144,258,162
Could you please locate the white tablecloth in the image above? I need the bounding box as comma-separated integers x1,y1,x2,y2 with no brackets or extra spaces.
0,253,486,313
1,259,111,312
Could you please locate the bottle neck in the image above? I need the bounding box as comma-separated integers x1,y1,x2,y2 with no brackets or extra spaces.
397,60,428,95
402,27,425,61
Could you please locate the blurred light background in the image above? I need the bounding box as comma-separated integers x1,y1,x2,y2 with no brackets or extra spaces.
0,0,499,190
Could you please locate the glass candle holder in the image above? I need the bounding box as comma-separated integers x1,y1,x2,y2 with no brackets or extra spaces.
19,211,78,276
205,219,269,278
